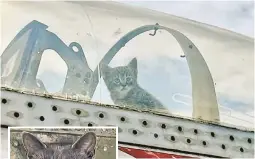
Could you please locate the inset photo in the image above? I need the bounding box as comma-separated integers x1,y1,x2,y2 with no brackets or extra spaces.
8,126,117,159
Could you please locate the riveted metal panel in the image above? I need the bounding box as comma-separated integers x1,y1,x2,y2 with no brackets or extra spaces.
1,89,254,158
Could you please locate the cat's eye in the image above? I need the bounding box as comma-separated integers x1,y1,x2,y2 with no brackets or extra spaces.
114,78,120,84
86,72,91,78
126,77,132,83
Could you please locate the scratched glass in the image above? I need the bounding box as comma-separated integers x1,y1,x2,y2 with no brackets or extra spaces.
1,1,254,129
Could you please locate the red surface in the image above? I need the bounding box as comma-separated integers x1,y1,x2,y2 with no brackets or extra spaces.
119,146,194,158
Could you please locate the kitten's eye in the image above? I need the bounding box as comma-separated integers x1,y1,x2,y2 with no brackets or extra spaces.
86,72,91,78
114,78,120,84
126,77,132,83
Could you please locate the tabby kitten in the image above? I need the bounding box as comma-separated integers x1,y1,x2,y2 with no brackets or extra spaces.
22,131,96,159
100,58,165,110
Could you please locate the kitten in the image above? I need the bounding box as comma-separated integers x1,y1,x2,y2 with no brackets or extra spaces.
101,58,166,110
22,131,96,159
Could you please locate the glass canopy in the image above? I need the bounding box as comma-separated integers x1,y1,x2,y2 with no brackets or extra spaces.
1,1,254,129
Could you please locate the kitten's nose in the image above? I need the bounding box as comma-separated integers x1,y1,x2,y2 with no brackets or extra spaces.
120,82,126,87
121,84,127,89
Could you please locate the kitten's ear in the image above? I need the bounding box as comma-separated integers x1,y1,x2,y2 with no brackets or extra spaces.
22,132,46,154
128,58,137,70
128,58,138,75
100,63,111,76
72,132,96,154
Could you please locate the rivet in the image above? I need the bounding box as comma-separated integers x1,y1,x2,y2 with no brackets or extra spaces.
2,98,7,104
229,135,234,141
142,121,147,126
52,106,57,111
99,113,104,118
178,126,182,132
64,119,69,125
161,124,166,129
76,110,81,115
27,102,33,108
39,116,45,121
221,144,225,150
120,117,125,122
14,112,19,118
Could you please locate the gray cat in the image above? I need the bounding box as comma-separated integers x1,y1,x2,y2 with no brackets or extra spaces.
101,58,165,110
22,131,96,159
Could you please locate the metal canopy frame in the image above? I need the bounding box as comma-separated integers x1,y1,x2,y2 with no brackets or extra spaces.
1,20,219,122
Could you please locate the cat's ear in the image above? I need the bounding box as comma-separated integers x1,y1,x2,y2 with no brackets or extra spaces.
100,63,111,77
72,132,96,154
22,132,46,154
128,58,137,70
128,58,138,75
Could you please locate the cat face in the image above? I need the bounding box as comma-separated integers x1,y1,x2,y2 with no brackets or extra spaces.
101,58,138,100
22,132,96,159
